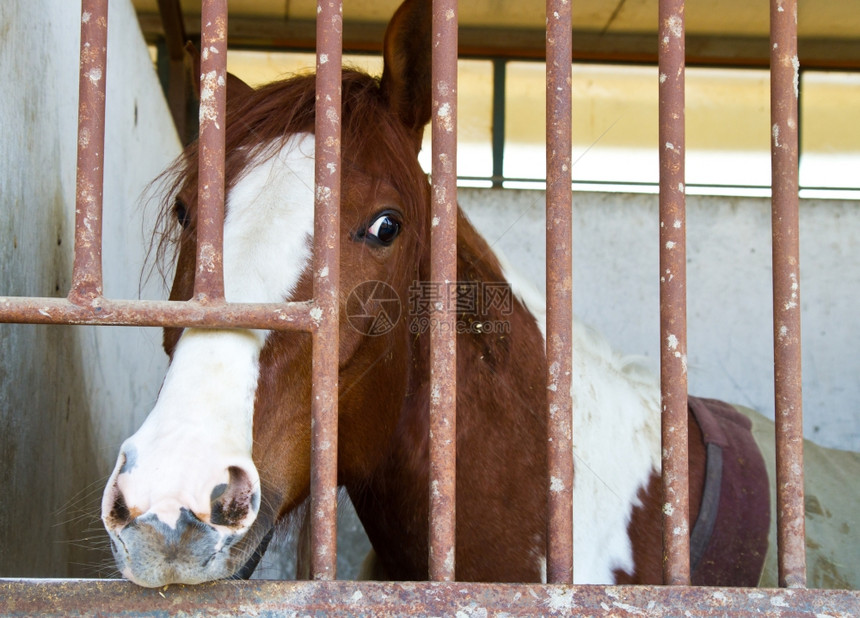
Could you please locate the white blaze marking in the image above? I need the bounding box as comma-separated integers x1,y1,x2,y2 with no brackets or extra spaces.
115,329,264,528
112,133,317,526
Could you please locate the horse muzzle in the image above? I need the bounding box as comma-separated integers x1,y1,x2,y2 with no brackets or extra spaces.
101,444,262,587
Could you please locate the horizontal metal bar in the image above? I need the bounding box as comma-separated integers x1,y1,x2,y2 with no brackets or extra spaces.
1,579,858,616
135,13,860,69
459,176,860,196
0,296,316,331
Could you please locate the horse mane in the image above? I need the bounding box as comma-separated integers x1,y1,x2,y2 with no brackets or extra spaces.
146,67,430,289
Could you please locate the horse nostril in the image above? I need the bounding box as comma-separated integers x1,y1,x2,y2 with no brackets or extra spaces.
102,481,134,529
209,465,259,529
111,493,131,523
102,445,142,530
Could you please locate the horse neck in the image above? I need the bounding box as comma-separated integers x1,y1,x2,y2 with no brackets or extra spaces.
347,210,549,582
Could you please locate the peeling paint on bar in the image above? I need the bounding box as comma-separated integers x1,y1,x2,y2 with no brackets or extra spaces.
310,0,343,581
0,296,316,330
429,0,459,584
69,0,108,303
658,0,690,586
545,0,574,586
770,0,806,589
194,0,228,302
2,580,859,615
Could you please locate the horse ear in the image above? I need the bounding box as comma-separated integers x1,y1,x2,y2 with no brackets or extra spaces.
226,73,255,105
380,0,433,148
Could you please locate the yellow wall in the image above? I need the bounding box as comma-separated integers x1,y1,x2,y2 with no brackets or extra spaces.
208,49,860,192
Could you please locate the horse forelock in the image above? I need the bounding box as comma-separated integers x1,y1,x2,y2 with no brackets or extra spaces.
145,68,430,295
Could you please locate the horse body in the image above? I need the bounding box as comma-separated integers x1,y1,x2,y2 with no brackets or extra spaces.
102,0,760,588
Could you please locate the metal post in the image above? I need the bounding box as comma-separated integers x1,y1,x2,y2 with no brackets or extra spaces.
429,0,459,583
491,59,507,188
658,0,691,586
156,0,190,143
194,0,228,302
770,0,806,589
545,0,574,586
70,0,109,304
310,0,344,581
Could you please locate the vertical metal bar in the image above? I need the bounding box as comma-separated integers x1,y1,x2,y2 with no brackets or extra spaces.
310,0,343,581
156,0,189,143
770,0,806,589
70,0,108,303
194,0,228,302
545,0,574,586
429,0,458,583
491,59,506,188
658,0,691,586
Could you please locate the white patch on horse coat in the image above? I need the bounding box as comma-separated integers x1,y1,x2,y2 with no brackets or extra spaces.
499,251,661,585
110,329,264,529
222,134,316,305
103,134,317,583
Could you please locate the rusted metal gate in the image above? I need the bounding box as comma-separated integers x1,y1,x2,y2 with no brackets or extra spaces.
0,0,858,615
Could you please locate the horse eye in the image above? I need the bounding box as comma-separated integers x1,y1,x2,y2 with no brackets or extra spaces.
362,211,402,246
174,199,191,229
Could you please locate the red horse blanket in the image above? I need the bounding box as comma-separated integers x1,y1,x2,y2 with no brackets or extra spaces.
688,396,770,586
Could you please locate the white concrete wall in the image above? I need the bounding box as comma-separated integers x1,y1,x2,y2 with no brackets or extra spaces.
460,188,860,453
0,0,178,576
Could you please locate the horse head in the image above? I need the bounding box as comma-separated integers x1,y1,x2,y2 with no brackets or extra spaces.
102,0,434,586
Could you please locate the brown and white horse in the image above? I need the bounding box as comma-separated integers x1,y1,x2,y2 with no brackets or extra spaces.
101,0,772,587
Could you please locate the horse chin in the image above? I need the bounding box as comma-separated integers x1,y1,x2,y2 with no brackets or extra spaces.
107,515,269,587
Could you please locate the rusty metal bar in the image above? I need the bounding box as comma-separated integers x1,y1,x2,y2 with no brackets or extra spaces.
3,579,860,616
193,0,228,302
770,0,806,589
429,0,459,583
0,296,315,330
157,0,190,142
69,0,108,304
545,0,574,586
309,0,343,581
658,0,691,586
157,0,188,60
